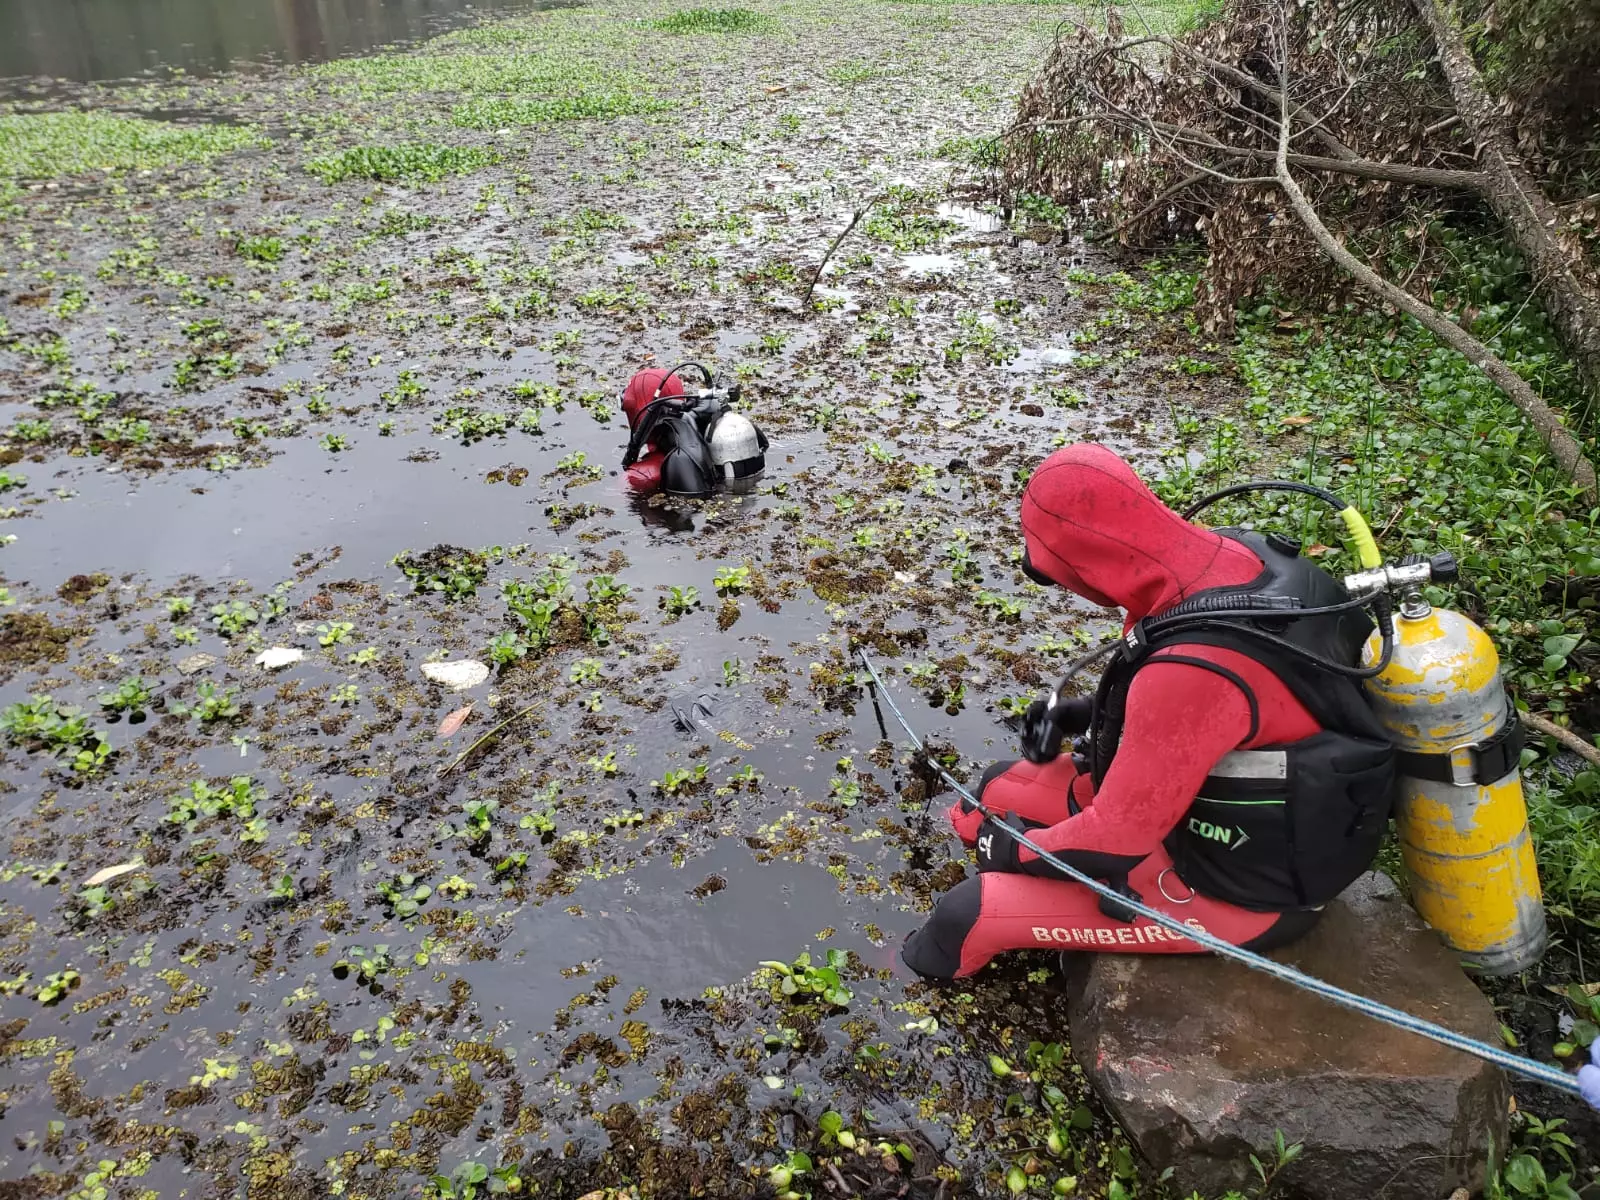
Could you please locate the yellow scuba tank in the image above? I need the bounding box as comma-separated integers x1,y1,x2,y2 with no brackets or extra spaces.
1181,483,1546,975
1350,559,1546,975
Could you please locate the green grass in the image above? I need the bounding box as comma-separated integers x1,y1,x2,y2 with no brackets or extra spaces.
305,143,498,185
828,61,882,84
654,8,772,33
932,133,1003,168
306,50,610,96
452,93,669,129
0,112,261,179
1526,769,1600,923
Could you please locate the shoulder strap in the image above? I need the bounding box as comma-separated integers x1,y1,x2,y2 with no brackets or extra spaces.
1088,647,1262,784
622,398,672,467
1141,652,1261,744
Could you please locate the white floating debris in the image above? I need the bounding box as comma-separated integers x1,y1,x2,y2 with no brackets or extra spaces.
83,861,145,888
422,659,490,691
255,647,305,671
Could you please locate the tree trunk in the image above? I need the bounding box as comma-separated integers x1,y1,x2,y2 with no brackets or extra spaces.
1272,83,1600,503
1416,0,1600,400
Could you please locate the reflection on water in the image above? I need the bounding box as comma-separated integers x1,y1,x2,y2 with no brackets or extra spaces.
0,0,563,85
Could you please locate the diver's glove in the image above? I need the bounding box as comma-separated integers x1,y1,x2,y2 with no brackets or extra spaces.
973,812,1048,874
1580,1042,1600,1112
974,813,1144,890
1019,696,1093,764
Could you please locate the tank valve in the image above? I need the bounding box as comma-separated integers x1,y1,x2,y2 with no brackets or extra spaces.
1342,551,1458,600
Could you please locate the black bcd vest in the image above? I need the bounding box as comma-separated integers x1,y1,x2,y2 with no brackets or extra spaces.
1088,530,1396,912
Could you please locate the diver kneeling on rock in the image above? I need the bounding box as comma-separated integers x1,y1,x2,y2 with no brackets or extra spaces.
901,443,1396,979
620,363,768,497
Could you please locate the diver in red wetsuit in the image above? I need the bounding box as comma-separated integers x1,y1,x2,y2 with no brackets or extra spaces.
901,444,1395,979
620,364,769,497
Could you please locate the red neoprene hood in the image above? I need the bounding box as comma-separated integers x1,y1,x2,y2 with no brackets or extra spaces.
621,367,684,432
1019,444,1263,619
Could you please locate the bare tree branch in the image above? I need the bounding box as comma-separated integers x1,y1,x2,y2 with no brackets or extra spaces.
1270,48,1599,502
1523,711,1600,767
1011,115,1488,191
801,195,881,313
1086,169,1212,242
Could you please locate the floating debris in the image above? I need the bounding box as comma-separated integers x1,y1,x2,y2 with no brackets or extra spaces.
422,659,490,690
254,646,305,670
82,861,144,887
437,703,474,737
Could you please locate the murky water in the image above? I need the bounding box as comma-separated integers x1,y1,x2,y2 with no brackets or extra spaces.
0,0,1221,1193
0,0,560,85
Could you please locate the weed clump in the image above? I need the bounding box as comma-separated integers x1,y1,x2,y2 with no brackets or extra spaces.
394,544,504,599
0,112,261,179
0,612,79,672
453,93,669,128
654,8,770,33
305,143,498,185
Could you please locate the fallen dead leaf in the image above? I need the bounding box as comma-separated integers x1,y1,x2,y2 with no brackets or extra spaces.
83,862,144,888
438,704,474,738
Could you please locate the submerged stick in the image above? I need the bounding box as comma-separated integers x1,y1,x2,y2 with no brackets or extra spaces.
801,192,883,311
439,699,541,776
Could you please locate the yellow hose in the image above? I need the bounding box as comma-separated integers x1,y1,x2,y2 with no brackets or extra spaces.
1339,505,1382,569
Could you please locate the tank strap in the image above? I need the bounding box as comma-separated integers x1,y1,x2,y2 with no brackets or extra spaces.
1395,703,1525,786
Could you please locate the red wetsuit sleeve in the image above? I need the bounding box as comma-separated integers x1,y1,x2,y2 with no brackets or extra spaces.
1020,646,1321,864
625,452,664,493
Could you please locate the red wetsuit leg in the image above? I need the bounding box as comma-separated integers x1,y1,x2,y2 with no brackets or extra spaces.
952,845,1281,975
903,844,1286,979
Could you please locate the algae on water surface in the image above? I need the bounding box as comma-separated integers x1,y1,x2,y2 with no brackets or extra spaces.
0,0,1221,1196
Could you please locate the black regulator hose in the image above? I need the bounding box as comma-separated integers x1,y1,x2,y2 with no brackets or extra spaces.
1182,480,1352,522
658,361,715,393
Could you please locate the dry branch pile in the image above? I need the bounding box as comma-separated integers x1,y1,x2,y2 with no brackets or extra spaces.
1000,0,1600,496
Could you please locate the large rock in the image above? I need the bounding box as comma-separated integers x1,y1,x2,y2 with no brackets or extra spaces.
1064,873,1508,1200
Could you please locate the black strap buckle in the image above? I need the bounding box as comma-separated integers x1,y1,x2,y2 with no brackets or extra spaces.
1097,877,1142,924
1397,705,1525,787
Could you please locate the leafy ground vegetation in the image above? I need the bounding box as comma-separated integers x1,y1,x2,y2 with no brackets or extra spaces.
0,1,1594,1199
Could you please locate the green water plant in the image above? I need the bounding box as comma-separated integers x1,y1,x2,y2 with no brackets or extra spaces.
306,143,497,185
97,676,153,719
0,112,260,179
654,8,770,33
0,696,112,774
760,949,853,1008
